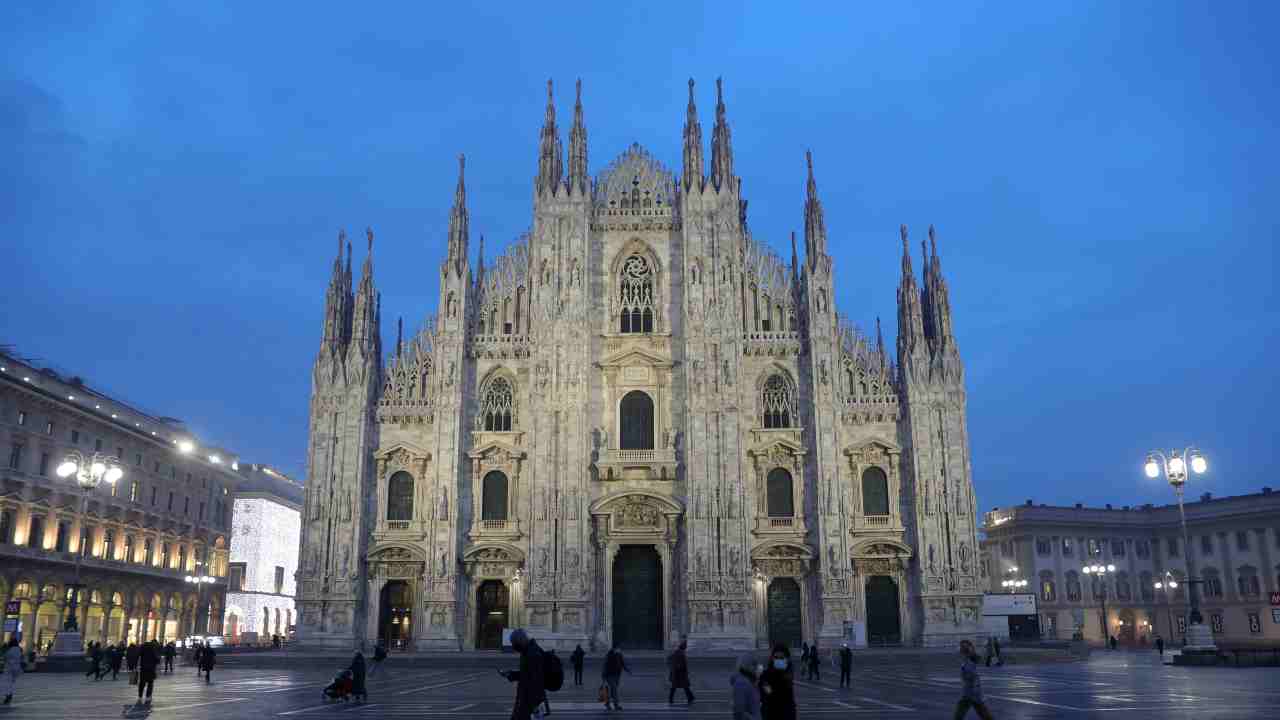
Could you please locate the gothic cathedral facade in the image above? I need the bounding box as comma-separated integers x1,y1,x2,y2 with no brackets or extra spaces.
295,79,986,651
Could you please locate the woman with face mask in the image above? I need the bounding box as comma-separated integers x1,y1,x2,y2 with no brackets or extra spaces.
729,653,761,720
757,644,796,720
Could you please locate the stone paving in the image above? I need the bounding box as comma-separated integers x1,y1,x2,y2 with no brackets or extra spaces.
1,650,1277,719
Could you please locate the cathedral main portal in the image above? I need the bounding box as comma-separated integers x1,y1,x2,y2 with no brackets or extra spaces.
611,545,663,649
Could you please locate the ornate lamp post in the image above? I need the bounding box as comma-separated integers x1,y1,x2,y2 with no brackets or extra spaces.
1153,570,1179,642
1081,563,1115,646
55,451,123,632
1000,567,1029,594
1143,447,1215,650
185,566,216,638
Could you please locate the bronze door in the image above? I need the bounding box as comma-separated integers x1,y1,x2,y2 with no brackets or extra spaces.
612,545,662,649
865,575,901,645
476,579,510,650
767,577,803,650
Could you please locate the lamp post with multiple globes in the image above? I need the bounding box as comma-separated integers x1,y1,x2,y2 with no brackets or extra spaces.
1153,570,1179,643
55,451,124,633
1081,563,1115,646
185,566,216,638
1143,447,1215,650
1001,566,1029,594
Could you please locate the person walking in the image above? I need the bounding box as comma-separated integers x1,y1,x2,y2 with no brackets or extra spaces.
731,653,762,720
953,640,993,720
499,629,545,720
798,644,810,681
1109,635,1118,651
570,645,585,687
667,640,695,705
125,641,140,676
199,644,216,684
838,642,852,688
806,641,820,682
134,640,160,708
758,645,795,720
600,643,631,711
348,651,367,702
163,641,176,673
109,643,124,680
2,638,24,705
1155,636,1165,657
369,640,387,677
85,641,103,680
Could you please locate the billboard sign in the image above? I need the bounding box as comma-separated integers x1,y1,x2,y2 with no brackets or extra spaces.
983,593,1038,616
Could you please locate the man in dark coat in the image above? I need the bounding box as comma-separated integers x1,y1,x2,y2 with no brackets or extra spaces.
348,652,367,702
838,643,852,688
199,645,216,684
759,644,796,720
134,640,160,707
85,642,103,680
500,629,546,720
163,642,176,673
109,643,124,680
667,640,694,705
570,645,585,687
125,642,140,673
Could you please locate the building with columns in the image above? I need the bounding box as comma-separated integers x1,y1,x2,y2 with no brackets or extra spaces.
1,347,237,652
296,78,985,651
981,489,1280,646
224,463,302,644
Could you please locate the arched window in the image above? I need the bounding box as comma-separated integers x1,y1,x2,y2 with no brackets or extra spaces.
502,298,512,334
618,255,654,333
386,472,414,522
761,294,772,331
766,468,794,517
482,471,509,521
619,391,654,450
481,377,514,431
861,467,890,516
762,375,792,429
1039,571,1056,602
1236,566,1260,596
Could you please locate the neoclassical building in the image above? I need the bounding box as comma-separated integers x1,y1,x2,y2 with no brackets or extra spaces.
296,79,984,651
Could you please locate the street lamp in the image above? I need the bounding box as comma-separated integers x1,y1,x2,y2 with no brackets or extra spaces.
55,450,124,633
1000,578,1029,593
1082,563,1116,646
1143,447,1213,650
185,570,216,637
1153,571,1179,642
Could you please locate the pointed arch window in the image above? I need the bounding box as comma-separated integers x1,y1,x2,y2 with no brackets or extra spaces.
762,375,793,429
766,468,794,517
480,377,515,431
386,471,414,522
618,255,654,333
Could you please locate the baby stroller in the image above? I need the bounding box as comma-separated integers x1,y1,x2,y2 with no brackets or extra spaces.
323,669,354,702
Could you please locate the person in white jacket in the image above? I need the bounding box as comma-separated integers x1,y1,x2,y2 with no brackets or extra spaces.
2,638,23,705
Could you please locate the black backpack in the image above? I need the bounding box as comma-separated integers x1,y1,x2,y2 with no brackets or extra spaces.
543,649,564,692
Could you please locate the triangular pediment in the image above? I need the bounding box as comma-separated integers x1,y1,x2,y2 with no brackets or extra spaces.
851,539,913,558
374,440,432,461
467,440,527,461
747,438,806,458
598,347,673,370
844,439,900,456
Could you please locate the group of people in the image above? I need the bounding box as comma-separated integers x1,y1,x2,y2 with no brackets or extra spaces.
83,640,185,681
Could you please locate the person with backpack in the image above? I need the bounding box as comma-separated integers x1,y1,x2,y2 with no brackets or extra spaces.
540,647,564,716
667,639,694,705
499,629,546,720
570,645,585,686
600,643,631,711
838,642,852,688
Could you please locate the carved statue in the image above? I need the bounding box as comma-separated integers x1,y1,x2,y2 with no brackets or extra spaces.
439,551,448,577
958,542,971,573
343,493,353,522
695,549,706,577
438,487,449,520
928,544,937,575
728,547,741,577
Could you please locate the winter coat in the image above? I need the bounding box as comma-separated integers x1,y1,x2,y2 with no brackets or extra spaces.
731,670,762,720
200,647,216,671
570,647,585,670
758,666,796,720
507,640,546,720
348,653,366,695
3,645,23,675
960,655,983,702
125,644,139,670
602,649,628,678
138,643,160,675
668,647,691,688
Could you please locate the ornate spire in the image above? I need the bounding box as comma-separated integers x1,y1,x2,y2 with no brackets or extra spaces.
350,226,379,358
925,224,956,349
682,78,704,193
446,154,469,277
321,229,349,349
896,224,925,359
536,79,564,196
709,77,735,192
395,316,403,358
804,150,827,268
476,234,486,280
920,238,935,341
567,79,588,195
789,230,799,280
876,316,887,369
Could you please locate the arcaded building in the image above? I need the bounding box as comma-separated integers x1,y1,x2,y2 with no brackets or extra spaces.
296,79,985,651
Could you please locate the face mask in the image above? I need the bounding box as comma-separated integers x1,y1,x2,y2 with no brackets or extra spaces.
773,659,787,670
755,664,765,675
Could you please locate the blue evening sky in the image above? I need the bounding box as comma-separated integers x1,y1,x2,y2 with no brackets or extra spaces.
3,2,1276,512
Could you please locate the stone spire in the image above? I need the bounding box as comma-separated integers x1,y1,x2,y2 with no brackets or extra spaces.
536,79,564,197
395,316,403,358
476,234,486,282
896,224,925,358
446,154,469,277
789,230,799,280
566,79,588,195
920,238,935,341
803,150,827,268
709,77,735,192
925,224,956,349
350,227,379,356
875,316,887,370
320,230,350,350
682,78,704,193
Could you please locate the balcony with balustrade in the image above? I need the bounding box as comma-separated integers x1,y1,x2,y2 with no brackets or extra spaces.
594,448,678,482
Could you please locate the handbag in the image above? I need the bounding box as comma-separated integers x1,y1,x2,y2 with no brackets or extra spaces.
597,684,609,704
129,670,139,686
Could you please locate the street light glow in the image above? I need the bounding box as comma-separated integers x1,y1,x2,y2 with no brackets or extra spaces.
1190,452,1207,474
1144,456,1160,478
56,460,77,478
1168,455,1186,476
178,439,195,454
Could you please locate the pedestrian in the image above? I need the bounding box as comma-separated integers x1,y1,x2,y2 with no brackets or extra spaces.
369,640,387,677
134,639,160,708
953,639,993,720
110,643,124,680
499,629,546,720
200,644,216,684
2,638,23,705
667,639,695,705
1109,635,1117,651
86,642,105,680
730,653,762,720
193,642,204,675
838,642,852,688
348,651,367,702
1155,636,1165,657
992,637,1003,667
163,641,176,673
125,641,140,675
600,643,631,711
806,641,820,682
799,643,810,681
758,645,795,720
570,644,585,686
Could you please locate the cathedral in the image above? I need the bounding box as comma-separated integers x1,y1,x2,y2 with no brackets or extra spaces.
295,78,985,652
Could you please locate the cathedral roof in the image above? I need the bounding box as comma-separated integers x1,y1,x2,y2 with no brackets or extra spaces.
592,143,676,208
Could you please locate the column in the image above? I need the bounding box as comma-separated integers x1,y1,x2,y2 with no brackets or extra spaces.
100,603,112,645
1257,529,1275,592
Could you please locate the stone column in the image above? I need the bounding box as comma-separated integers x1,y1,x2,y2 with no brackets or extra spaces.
100,603,112,645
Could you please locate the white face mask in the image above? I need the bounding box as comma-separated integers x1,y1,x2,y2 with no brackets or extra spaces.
755,663,765,675
773,659,788,670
